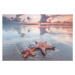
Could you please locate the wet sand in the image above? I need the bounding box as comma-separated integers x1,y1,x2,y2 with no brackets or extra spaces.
2,24,73,61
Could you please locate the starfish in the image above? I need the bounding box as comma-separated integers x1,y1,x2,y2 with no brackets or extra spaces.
21,47,35,58
32,41,55,54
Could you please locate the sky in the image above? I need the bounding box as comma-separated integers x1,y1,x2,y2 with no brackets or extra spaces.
3,14,41,23
3,14,73,23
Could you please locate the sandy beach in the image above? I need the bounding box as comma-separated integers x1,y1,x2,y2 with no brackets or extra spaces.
2,24,73,61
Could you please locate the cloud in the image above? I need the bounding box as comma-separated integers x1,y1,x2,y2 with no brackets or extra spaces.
49,14,73,23
3,14,73,24
49,14,72,18
13,14,25,22
16,14,25,18
55,21,61,23
3,14,26,24
39,14,73,23
3,16,12,24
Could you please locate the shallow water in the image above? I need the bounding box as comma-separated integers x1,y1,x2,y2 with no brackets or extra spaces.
2,24,73,61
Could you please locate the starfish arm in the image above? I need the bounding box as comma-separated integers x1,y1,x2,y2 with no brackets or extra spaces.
46,46,55,49
30,47,35,51
21,50,26,54
40,47,46,54
29,51,35,56
24,53,29,58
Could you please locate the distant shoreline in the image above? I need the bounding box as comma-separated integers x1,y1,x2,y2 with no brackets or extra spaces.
39,22,73,25
3,22,73,25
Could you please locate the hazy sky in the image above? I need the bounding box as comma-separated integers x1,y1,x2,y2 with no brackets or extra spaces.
3,14,73,23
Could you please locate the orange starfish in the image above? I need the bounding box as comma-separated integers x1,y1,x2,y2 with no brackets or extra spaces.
32,41,55,54
21,47,35,58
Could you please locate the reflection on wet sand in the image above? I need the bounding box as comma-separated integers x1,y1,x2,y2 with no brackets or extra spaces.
3,24,73,60
40,24,72,35
3,24,73,36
